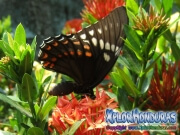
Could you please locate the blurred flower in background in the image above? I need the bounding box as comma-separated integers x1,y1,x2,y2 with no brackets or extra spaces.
49,90,118,135
81,0,125,24
62,19,83,34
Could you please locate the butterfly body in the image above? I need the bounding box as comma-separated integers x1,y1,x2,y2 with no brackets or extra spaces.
38,6,128,99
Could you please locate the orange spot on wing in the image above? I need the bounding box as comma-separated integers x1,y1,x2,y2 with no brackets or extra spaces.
53,41,58,46
50,63,55,68
43,61,50,67
64,52,68,56
77,50,82,56
73,41,80,45
51,57,57,62
41,53,48,59
46,45,51,50
58,54,62,58
85,52,92,57
62,40,68,44
70,51,75,55
84,44,90,50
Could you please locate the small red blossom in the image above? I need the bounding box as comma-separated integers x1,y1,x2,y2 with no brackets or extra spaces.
49,89,118,135
62,19,83,34
81,0,125,23
147,58,180,112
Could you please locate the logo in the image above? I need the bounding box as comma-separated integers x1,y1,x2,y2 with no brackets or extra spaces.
105,108,178,131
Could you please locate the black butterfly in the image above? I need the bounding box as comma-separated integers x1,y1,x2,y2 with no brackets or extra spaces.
38,6,128,99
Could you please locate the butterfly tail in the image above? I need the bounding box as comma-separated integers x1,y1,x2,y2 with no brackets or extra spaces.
49,81,77,96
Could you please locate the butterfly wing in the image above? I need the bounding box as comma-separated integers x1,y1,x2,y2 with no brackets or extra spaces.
38,6,128,97
89,6,128,88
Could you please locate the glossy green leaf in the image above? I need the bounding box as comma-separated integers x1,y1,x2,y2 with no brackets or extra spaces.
0,93,32,117
126,0,138,15
14,23,26,47
20,73,38,102
124,25,143,61
38,96,57,120
110,72,124,88
13,41,21,60
126,9,136,26
27,127,44,135
116,67,140,97
140,68,153,94
7,33,14,49
105,91,118,102
0,36,13,55
117,87,133,111
118,46,142,74
63,119,85,135
142,28,155,57
151,0,162,12
142,0,151,8
163,30,180,61
8,66,20,83
0,130,16,135
141,52,163,76
162,0,173,17
19,50,32,76
30,36,37,61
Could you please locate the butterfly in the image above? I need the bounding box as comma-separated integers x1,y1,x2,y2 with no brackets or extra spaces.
38,6,128,99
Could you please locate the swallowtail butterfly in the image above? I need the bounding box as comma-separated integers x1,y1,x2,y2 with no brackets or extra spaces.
38,6,128,99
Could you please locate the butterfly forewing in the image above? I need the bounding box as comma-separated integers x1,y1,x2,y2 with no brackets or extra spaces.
38,6,128,98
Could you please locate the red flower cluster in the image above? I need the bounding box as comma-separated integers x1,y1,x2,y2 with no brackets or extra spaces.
49,90,118,135
62,19,83,34
147,58,180,112
82,0,125,22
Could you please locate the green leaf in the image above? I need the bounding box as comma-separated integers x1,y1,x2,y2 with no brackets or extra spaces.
27,127,44,135
30,36,37,61
13,41,21,60
126,0,138,15
163,30,180,61
142,28,155,57
7,33,14,50
0,34,14,55
19,50,32,76
111,67,140,98
151,0,162,12
118,46,142,74
142,0,151,8
105,91,118,102
140,68,153,94
116,67,140,97
162,0,173,17
117,87,133,111
38,96,57,120
8,66,20,83
142,52,163,76
124,25,143,61
20,73,38,102
63,119,85,135
14,23,26,47
0,93,32,117
0,130,16,135
126,9,136,26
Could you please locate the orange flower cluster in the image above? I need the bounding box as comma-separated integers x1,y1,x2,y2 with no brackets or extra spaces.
49,90,118,135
